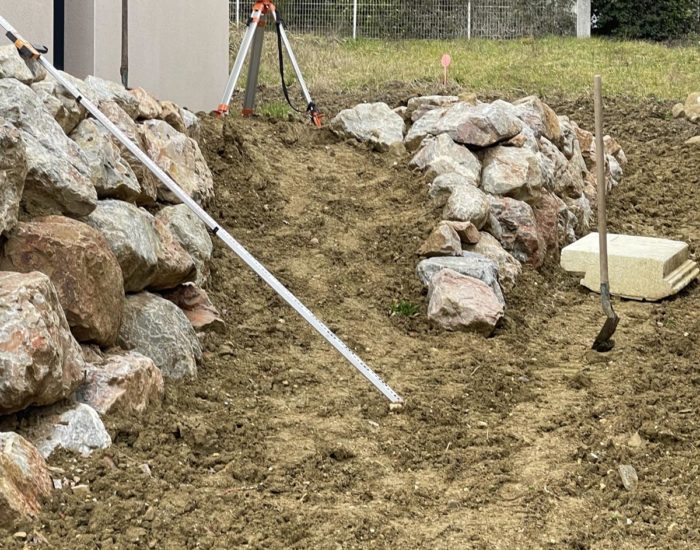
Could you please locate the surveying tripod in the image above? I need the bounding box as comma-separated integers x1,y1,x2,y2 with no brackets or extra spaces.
216,1,322,127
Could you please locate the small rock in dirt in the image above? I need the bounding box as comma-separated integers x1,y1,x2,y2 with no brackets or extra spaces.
627,432,644,449
618,464,639,492
23,403,111,458
684,136,700,146
161,283,226,333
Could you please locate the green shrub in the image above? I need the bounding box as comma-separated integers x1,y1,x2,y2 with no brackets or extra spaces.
592,0,698,41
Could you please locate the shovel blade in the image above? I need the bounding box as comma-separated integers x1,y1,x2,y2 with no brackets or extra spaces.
592,312,620,352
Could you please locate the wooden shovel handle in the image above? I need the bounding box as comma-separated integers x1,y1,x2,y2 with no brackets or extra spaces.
594,75,609,287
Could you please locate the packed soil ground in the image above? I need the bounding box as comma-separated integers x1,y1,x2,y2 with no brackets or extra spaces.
3,88,700,549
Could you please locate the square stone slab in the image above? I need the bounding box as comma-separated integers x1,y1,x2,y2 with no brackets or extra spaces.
561,233,699,301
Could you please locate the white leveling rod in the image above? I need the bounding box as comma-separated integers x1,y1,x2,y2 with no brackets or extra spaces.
0,15,403,405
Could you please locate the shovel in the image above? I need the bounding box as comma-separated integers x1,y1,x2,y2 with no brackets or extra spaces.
592,75,620,352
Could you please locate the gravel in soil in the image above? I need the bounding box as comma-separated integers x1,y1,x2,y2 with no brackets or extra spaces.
3,92,699,549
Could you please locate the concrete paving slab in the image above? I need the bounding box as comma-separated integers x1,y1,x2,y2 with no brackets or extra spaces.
561,233,699,301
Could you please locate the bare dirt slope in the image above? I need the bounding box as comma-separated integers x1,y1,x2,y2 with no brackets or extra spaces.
4,94,699,549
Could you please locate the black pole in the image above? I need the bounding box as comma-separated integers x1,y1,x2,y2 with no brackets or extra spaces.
120,0,128,88
53,0,65,70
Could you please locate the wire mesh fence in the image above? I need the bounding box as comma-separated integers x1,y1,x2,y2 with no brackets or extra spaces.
229,1,579,39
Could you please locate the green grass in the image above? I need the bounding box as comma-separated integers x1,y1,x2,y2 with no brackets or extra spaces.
390,300,420,318
231,29,700,100
257,100,293,119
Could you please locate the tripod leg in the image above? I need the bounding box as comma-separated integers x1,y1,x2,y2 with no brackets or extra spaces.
273,13,322,127
216,8,262,115
242,25,265,116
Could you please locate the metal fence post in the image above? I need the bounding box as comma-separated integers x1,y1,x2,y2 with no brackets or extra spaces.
353,0,358,39
467,0,472,40
576,0,591,38
236,0,240,26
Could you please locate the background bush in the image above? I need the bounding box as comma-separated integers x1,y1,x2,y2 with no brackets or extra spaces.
592,0,699,40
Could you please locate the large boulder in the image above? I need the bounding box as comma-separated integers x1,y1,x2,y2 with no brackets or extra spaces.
24,403,111,458
84,200,160,293
130,87,163,120
417,222,462,257
83,75,140,119
0,120,27,236
434,101,523,148
149,217,196,290
1,216,125,346
480,145,546,203
533,192,577,255
76,351,164,416
406,95,460,122
0,272,85,415
140,119,215,205
410,133,481,183
156,205,213,285
488,196,545,268
0,44,45,84
427,269,504,336
0,432,52,528
463,232,522,290
404,106,451,150
70,119,148,204
31,78,86,134
511,96,562,146
0,78,97,217
433,175,490,229
159,100,187,133
331,103,405,152
538,136,586,199
417,254,504,305
100,101,158,203
118,292,202,379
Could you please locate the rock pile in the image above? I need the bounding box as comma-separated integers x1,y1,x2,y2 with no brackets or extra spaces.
333,95,627,335
0,45,220,527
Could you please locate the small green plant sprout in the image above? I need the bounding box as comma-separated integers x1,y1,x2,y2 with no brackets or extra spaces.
259,100,293,119
390,300,420,317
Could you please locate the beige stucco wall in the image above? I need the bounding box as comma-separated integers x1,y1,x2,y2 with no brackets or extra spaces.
0,0,54,62
65,0,229,113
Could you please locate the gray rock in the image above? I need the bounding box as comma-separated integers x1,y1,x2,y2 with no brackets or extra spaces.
417,223,462,258
417,254,504,305
70,119,146,204
488,195,545,268
481,145,545,203
404,106,450,151
464,232,522,290
83,75,140,119
118,292,202,379
31,78,86,134
0,272,85,415
406,95,460,122
618,464,638,492
84,200,160,292
436,176,491,229
538,136,586,198
512,96,562,145
0,45,45,84
331,103,405,152
181,108,201,142
140,119,214,205
156,205,213,285
100,101,158,204
29,403,111,458
0,120,27,236
504,124,539,152
427,269,504,336
0,79,96,217
410,133,481,183
434,101,523,147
